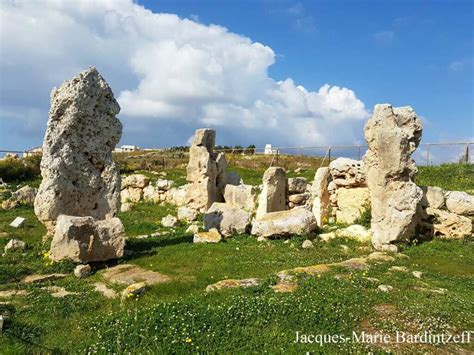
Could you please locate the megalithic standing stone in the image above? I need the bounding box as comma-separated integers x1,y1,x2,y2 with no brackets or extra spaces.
364,104,423,251
34,67,122,234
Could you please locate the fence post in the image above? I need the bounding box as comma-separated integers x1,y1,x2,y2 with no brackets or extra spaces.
328,147,331,165
300,146,304,157
464,143,470,164
357,145,361,160
276,149,279,166
426,144,430,166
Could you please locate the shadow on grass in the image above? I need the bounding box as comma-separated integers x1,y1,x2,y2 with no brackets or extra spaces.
124,234,194,259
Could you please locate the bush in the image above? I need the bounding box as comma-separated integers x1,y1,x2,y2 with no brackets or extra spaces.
354,203,371,228
0,155,41,182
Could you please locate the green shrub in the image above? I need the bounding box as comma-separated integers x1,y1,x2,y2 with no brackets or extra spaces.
354,203,371,228
0,155,41,182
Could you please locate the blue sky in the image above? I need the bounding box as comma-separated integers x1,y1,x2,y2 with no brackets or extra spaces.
0,0,472,152
141,0,473,142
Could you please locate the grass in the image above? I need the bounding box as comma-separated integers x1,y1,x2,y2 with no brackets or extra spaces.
0,163,473,352
417,163,474,193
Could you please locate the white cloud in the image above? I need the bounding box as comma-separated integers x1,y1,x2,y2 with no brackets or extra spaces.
0,0,369,149
373,30,395,44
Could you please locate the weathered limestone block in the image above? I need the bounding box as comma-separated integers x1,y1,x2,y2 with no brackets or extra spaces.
34,68,122,233
251,208,317,238
335,187,370,224
364,104,423,250
120,187,143,203
204,202,251,237
420,186,445,209
143,185,161,203
256,167,287,218
445,191,474,216
185,129,226,211
122,174,149,189
287,177,307,194
311,167,331,227
329,158,366,188
177,206,198,222
193,228,222,243
165,186,187,206
223,184,257,212
50,215,125,263
425,207,472,238
11,185,37,206
288,193,310,205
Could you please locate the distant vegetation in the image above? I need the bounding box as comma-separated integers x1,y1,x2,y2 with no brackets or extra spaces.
0,155,41,183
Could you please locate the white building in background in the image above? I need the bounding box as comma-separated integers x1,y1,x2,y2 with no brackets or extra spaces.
114,145,140,153
264,144,277,155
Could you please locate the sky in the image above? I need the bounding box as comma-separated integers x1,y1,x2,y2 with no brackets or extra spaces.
0,0,473,153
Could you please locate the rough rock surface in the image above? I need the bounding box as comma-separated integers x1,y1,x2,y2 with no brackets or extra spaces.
185,129,226,211
4,239,26,252
311,167,331,227
34,68,122,233
204,202,251,237
122,174,149,189
223,184,257,212
251,208,317,238
364,104,423,250
10,186,37,206
256,167,287,218
420,186,445,209
329,158,366,188
335,187,370,224
425,207,472,238
177,206,198,222
193,228,222,243
445,191,474,216
50,215,125,262
287,177,307,194
161,215,178,227
74,264,92,278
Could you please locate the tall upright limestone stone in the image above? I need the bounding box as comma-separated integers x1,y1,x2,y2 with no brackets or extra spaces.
311,167,331,227
185,129,227,211
256,167,287,219
34,67,122,235
364,104,423,251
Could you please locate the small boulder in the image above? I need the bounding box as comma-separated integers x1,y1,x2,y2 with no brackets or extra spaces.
302,240,314,249
204,203,251,237
74,264,92,278
251,208,317,238
426,207,472,238
122,174,150,189
156,179,174,191
288,193,310,205
335,225,372,242
122,282,147,299
378,285,393,292
287,177,307,194
193,228,222,243
177,206,198,222
185,224,199,235
50,215,125,263
445,191,474,216
120,202,133,213
161,215,178,227
420,186,445,209
4,239,26,252
223,184,257,212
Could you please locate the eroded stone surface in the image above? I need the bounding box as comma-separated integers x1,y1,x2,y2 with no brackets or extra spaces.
185,129,226,211
204,202,251,237
34,68,122,234
224,184,257,212
364,104,423,250
251,208,317,238
256,167,287,218
50,215,125,263
102,264,170,285
445,191,474,216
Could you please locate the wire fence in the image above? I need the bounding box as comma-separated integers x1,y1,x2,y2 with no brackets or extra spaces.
1,142,472,172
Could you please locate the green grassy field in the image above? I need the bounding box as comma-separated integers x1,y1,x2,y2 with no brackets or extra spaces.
0,163,473,353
